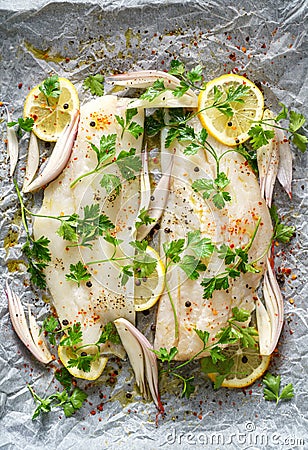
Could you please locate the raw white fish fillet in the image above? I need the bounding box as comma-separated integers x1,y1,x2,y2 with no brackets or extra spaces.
33,95,144,354
154,120,273,360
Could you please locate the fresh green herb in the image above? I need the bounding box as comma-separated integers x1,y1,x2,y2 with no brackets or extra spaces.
263,373,294,404
168,60,203,97
120,265,134,286
154,308,255,396
28,385,87,419
202,219,261,299
60,323,83,347
40,316,59,345
57,204,115,248
14,176,51,288
115,108,144,139
7,117,34,138
65,261,91,286
248,125,275,150
22,236,51,289
253,103,307,152
270,205,295,243
97,322,121,345
70,134,117,187
145,109,166,136
100,173,121,196
115,148,142,180
140,79,167,102
68,354,95,372
39,75,61,103
55,368,73,391
201,357,234,390
192,172,231,209
135,207,156,229
83,74,105,96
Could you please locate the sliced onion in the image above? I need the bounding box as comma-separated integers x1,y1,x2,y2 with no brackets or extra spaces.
24,110,80,192
114,318,164,414
276,128,292,199
6,282,52,364
255,296,272,356
22,132,40,192
106,70,197,99
262,260,284,354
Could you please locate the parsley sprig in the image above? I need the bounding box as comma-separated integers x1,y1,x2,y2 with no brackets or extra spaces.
28,384,87,419
192,172,231,210
70,133,142,190
14,181,51,289
7,117,34,138
115,108,144,139
201,218,261,299
83,74,105,96
154,307,258,397
249,103,307,152
270,205,295,243
163,230,215,339
39,75,61,105
41,318,120,373
263,373,294,404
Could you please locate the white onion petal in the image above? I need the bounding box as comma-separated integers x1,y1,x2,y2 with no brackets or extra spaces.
24,110,80,192
5,282,52,364
114,318,164,413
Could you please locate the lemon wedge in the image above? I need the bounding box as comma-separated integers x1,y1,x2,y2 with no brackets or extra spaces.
24,77,79,142
58,343,107,381
134,246,165,312
198,74,264,146
207,344,271,388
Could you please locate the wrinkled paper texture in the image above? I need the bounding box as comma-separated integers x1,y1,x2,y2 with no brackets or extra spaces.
0,1,307,449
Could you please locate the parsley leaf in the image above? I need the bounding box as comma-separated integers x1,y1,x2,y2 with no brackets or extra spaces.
145,109,166,136
7,117,34,138
100,173,121,196
201,275,229,299
55,368,73,391
163,239,185,263
40,316,59,345
194,329,210,345
28,385,87,419
39,75,61,100
90,134,117,167
263,373,294,404
83,74,104,96
153,347,178,363
135,207,156,229
65,261,91,286
248,125,275,150
230,306,250,323
120,265,134,286
192,172,231,209
97,322,120,345
140,79,166,102
116,148,142,180
179,255,207,279
270,205,295,243
116,108,144,139
60,323,83,347
68,354,93,372
22,236,51,289
292,132,308,152
289,110,306,133
133,251,157,278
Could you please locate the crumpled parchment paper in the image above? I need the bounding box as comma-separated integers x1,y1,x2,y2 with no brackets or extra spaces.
0,1,307,449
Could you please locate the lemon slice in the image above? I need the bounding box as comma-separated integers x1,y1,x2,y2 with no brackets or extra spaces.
24,77,79,142
198,74,264,146
58,343,107,381
134,246,165,312
207,344,271,388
